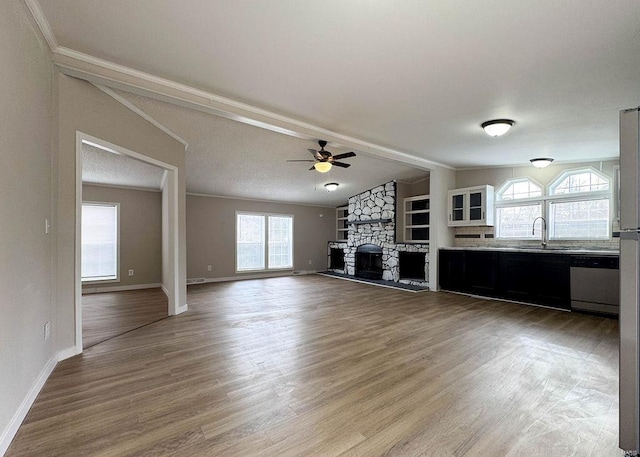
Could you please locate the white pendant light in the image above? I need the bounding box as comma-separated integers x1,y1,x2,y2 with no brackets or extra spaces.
314,162,332,173
481,119,515,137
324,182,339,192
530,158,554,168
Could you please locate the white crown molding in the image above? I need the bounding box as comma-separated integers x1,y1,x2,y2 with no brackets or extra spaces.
50,47,450,171
23,0,57,50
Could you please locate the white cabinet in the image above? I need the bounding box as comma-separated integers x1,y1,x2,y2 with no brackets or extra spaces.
447,185,494,227
336,206,348,240
404,195,430,242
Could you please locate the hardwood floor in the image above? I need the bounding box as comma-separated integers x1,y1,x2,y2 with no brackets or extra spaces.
8,275,619,456
82,288,168,348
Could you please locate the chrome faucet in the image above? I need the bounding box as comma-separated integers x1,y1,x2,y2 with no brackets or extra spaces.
532,216,547,248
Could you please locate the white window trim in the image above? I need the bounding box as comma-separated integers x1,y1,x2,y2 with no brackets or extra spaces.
546,167,612,241
495,169,613,241
81,201,120,283
495,177,544,240
235,211,294,273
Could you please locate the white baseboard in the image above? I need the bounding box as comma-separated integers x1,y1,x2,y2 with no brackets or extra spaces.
57,345,82,362
160,284,169,297
187,270,318,285
175,304,188,315
82,283,162,294
0,356,56,456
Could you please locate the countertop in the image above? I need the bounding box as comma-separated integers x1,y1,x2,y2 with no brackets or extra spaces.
441,246,620,256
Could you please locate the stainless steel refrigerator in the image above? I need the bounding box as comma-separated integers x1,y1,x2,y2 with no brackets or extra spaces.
620,107,640,455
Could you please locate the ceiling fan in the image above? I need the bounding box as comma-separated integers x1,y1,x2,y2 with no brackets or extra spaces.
287,140,356,172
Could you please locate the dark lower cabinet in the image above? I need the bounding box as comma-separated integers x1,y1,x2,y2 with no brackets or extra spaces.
466,251,499,296
439,249,465,292
439,249,571,310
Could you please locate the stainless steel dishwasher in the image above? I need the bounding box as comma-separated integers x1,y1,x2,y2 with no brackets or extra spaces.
570,255,620,315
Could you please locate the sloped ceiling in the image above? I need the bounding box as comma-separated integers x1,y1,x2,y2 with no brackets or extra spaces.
34,1,640,202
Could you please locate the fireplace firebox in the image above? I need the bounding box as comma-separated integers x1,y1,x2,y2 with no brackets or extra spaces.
355,244,383,280
329,248,345,270
399,252,426,280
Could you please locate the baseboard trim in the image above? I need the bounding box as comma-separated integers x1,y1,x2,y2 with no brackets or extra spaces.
82,283,163,294
187,270,318,285
175,304,188,315
0,356,56,456
57,345,82,362
160,284,169,298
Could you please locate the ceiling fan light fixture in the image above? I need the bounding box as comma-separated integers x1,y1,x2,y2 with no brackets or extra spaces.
481,119,515,137
530,158,554,168
314,162,332,173
324,182,339,192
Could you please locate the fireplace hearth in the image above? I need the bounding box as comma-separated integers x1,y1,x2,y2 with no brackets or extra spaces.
355,244,383,280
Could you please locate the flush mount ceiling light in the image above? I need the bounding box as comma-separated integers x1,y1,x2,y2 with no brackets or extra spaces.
314,162,332,173
324,182,339,192
530,158,554,168
481,119,515,137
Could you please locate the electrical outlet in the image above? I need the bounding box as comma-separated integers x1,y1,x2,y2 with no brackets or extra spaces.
207,265,212,271
44,321,50,341
128,269,134,276
45,218,50,234
308,260,312,265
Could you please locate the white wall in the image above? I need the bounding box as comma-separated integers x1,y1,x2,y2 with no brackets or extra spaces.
186,195,335,280
0,0,54,452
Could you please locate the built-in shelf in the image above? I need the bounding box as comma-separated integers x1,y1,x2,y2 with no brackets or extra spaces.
347,218,393,226
336,206,348,241
404,194,430,242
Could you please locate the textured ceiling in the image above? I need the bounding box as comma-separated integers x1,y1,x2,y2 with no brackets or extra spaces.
82,143,165,190
113,90,429,206
36,0,640,170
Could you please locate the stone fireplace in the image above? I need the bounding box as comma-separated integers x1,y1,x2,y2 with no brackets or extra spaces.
328,181,430,287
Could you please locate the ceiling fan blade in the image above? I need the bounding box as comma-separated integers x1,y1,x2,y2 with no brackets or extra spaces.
308,149,322,160
332,162,351,168
286,159,315,162
331,152,356,160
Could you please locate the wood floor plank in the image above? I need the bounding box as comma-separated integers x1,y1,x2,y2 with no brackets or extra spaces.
6,275,620,456
82,288,168,348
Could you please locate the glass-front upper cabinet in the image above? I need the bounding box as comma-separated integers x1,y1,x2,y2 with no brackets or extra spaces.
447,185,494,227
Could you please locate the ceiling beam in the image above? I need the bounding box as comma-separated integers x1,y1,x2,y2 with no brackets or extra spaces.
52,47,450,171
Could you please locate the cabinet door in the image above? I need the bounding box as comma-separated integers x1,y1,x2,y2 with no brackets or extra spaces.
439,250,465,291
465,251,498,296
449,193,466,226
468,190,484,223
498,253,533,301
534,255,570,309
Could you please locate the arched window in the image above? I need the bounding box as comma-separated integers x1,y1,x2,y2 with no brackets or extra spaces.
547,168,610,240
497,178,543,200
495,178,543,239
549,169,609,194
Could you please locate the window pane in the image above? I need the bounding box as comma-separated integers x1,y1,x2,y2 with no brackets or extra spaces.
237,214,265,270
82,204,118,280
268,216,293,269
551,171,609,194
549,199,610,239
498,179,542,200
496,204,541,239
